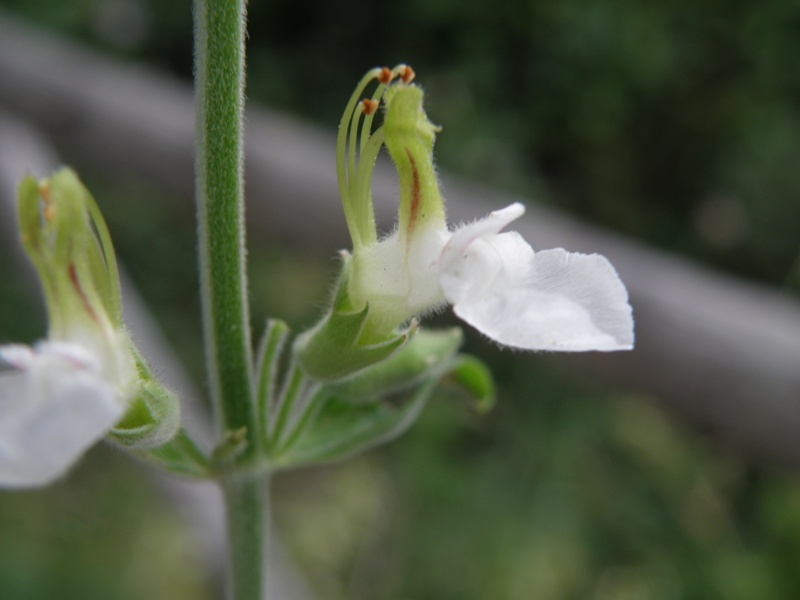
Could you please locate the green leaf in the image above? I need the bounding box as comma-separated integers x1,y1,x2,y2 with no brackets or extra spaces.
274,377,438,468
136,430,211,478
271,327,463,463
110,379,181,450
274,337,495,468
254,318,291,439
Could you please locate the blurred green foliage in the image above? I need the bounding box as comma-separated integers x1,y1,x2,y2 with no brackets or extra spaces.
2,1,800,599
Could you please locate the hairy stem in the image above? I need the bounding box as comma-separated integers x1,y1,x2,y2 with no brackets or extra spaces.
222,475,271,600
195,0,269,598
194,0,256,446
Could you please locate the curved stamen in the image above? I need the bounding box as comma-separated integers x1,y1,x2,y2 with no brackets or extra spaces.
337,65,417,249
336,68,383,243
347,99,366,199
352,125,385,247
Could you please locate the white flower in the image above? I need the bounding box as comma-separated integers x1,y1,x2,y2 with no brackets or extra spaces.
1,169,179,487
352,202,633,351
0,341,127,487
298,68,634,380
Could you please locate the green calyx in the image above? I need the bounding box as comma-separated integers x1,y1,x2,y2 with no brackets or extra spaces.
17,168,123,339
326,327,463,401
110,343,181,450
294,253,415,381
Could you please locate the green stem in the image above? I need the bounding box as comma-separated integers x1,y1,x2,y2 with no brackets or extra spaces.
222,475,271,600
194,0,256,445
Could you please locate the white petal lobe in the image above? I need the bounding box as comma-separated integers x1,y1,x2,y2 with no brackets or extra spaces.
441,239,634,351
528,249,634,349
440,203,525,270
0,344,125,487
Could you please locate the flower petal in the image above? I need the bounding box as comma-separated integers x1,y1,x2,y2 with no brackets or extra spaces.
445,245,634,351
439,203,525,268
351,225,450,325
0,345,35,370
0,345,124,487
439,230,533,305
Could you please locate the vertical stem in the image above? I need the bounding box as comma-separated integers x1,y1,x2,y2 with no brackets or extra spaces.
223,475,271,600
195,1,267,597
194,0,256,442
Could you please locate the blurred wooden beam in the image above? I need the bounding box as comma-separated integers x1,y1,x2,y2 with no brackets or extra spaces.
1,10,799,470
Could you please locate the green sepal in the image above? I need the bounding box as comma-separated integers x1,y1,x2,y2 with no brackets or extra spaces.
135,430,211,478
109,378,181,449
108,343,181,449
327,328,463,402
295,255,413,381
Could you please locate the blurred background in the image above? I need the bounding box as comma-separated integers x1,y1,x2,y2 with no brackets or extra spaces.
1,0,800,598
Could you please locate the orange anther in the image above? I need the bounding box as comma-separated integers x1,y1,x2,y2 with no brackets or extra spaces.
377,67,393,85
43,205,56,222
400,65,415,84
361,98,379,115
